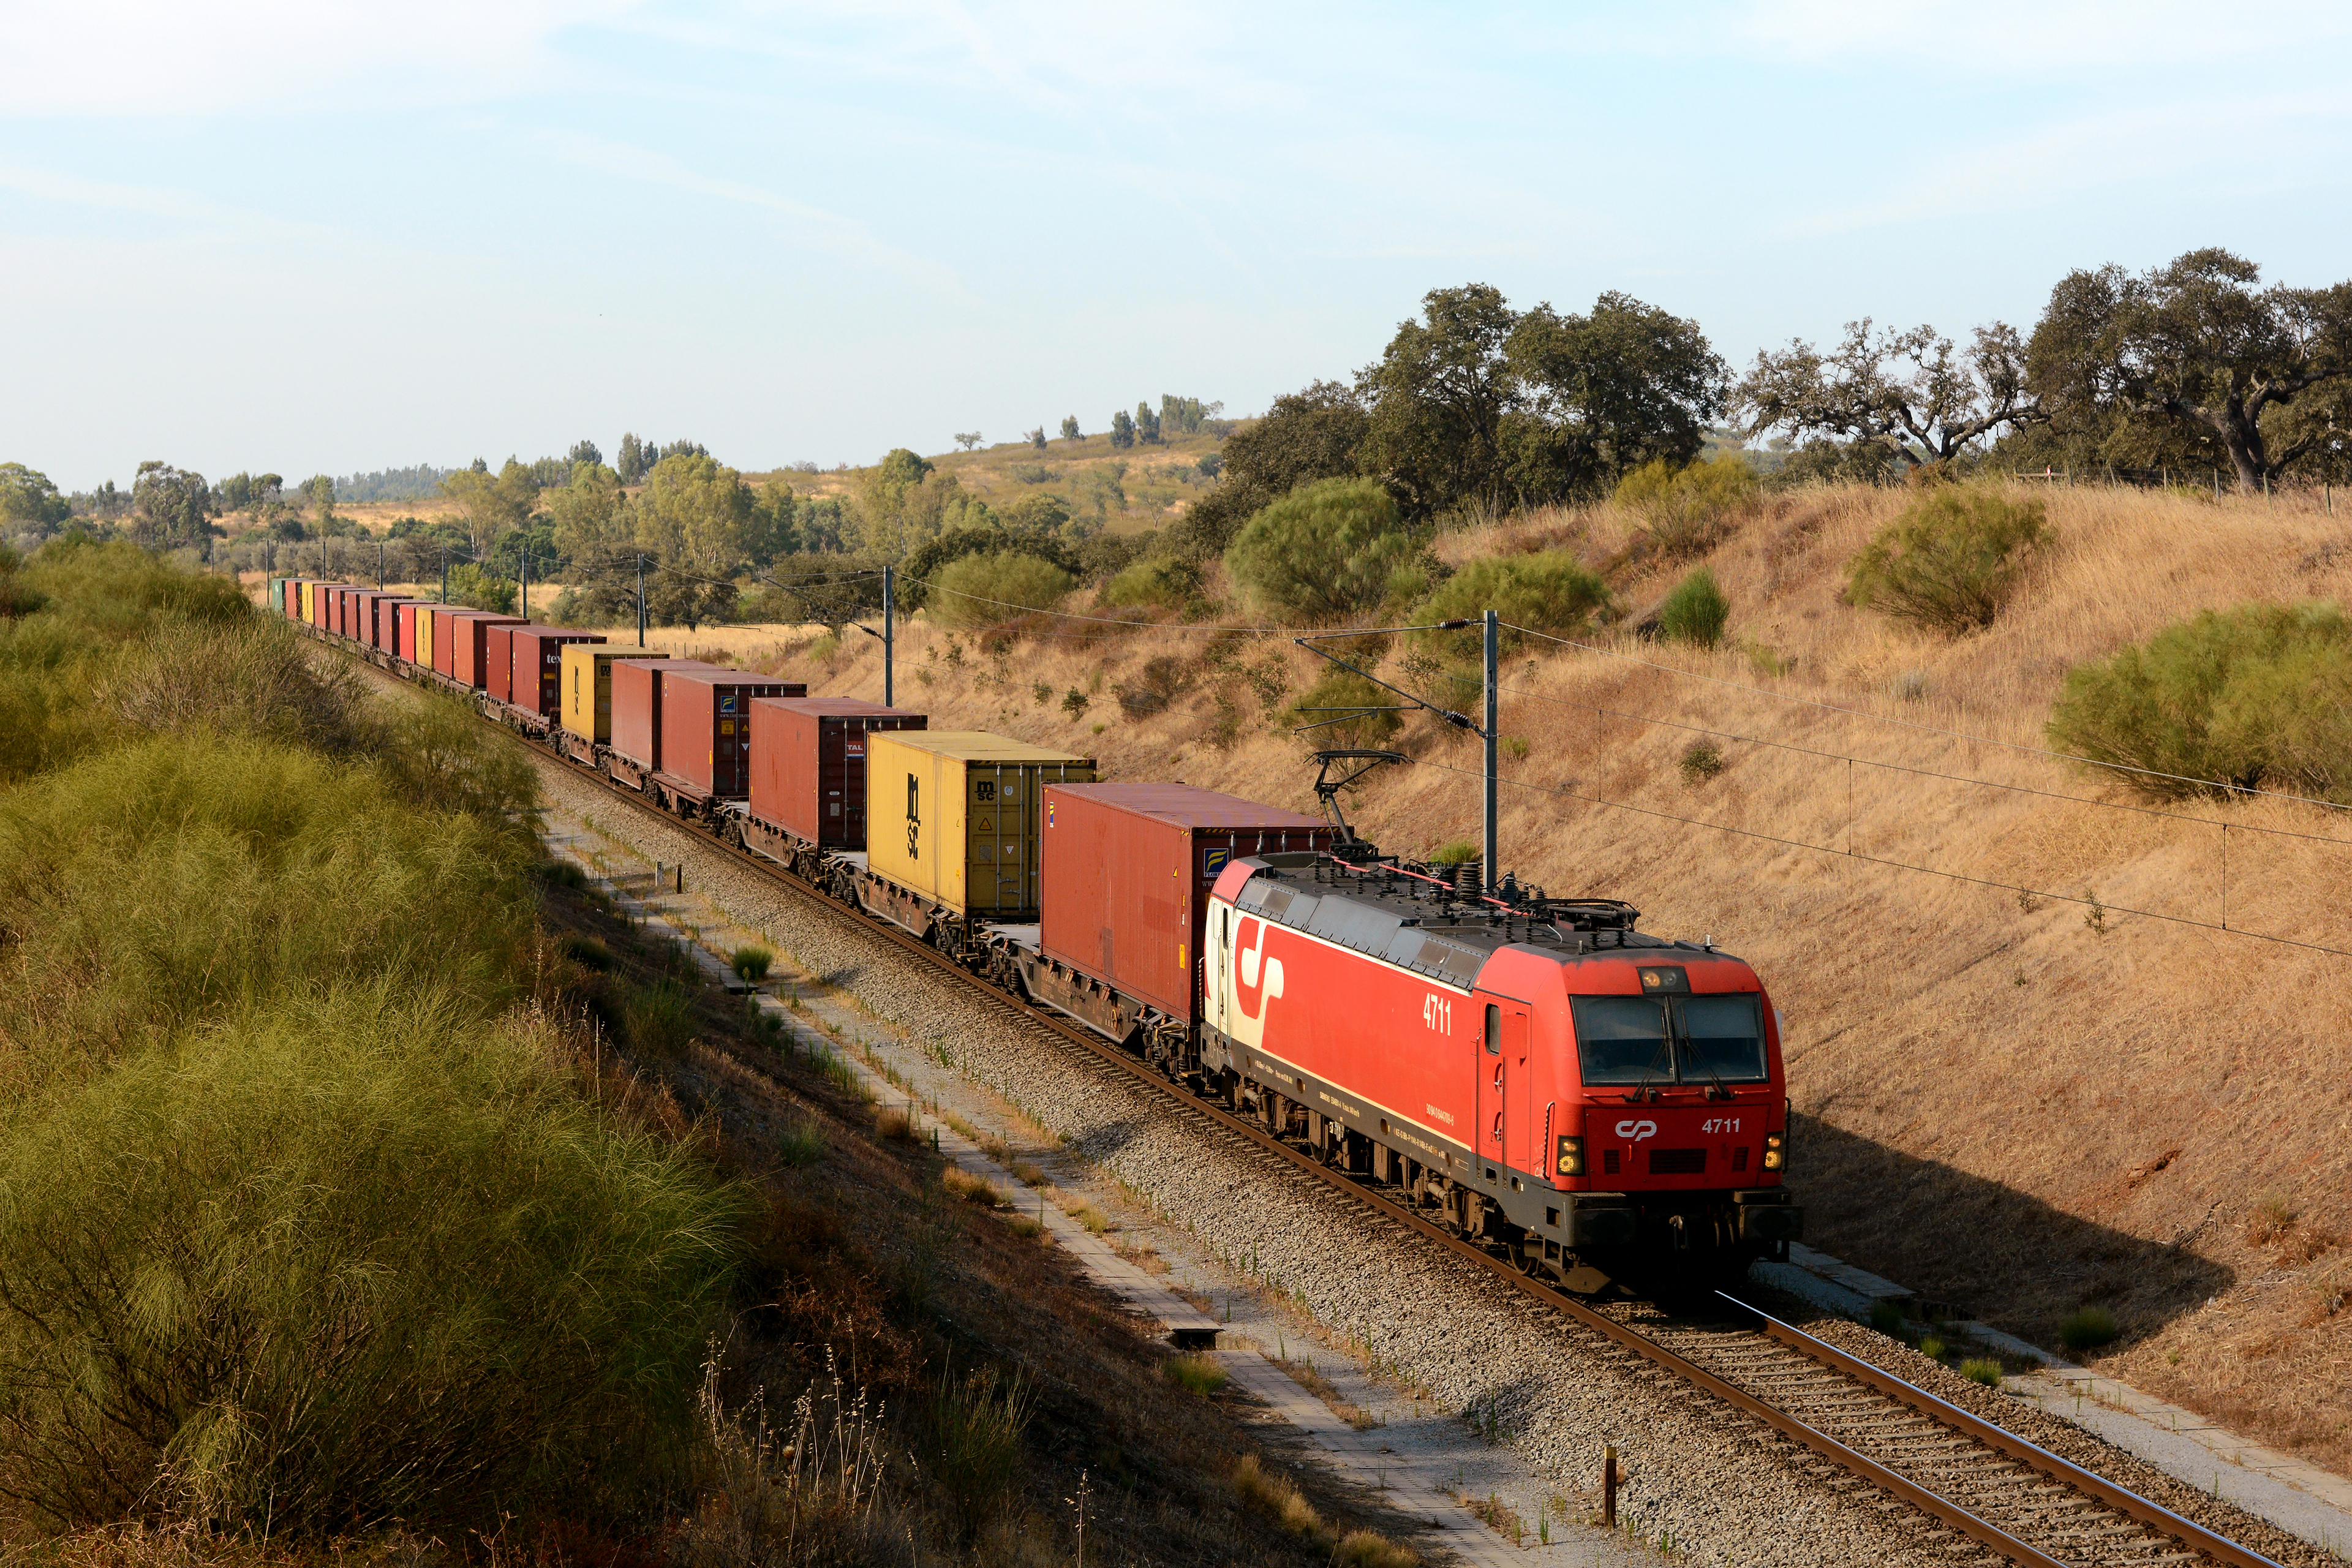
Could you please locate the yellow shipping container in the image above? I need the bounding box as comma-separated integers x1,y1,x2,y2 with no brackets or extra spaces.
866,731,1096,919
300,581,315,623
560,644,668,742
415,605,434,671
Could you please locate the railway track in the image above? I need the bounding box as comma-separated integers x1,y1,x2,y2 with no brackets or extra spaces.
341,636,2287,1568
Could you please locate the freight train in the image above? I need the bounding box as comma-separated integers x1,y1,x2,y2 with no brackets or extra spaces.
271,576,1803,1286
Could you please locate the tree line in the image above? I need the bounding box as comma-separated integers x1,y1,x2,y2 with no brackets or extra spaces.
8,243,2345,625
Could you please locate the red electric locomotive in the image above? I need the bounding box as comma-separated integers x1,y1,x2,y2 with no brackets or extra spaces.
1200,853,1801,1286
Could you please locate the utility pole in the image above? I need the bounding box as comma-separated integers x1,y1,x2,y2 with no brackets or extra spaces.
1291,609,1501,892
518,545,529,622
375,542,383,590
1483,609,1498,895
636,554,646,647
883,564,895,707
439,550,448,605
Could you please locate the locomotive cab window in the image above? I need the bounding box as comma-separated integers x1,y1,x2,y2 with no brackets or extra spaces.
1570,993,1767,1085
1483,1004,1500,1055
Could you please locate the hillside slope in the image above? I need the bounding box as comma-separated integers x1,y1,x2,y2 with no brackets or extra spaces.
735,482,2352,1477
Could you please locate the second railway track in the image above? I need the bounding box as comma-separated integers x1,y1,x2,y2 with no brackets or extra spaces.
342,636,2294,1568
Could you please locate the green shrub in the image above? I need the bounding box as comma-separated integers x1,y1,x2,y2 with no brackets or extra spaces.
1412,550,1608,650
927,551,1076,629
920,1363,1031,1533
2045,601,2352,802
0,547,747,1537
559,933,616,971
2059,1306,2120,1354
1286,668,1401,747
445,561,518,615
1918,1334,1947,1360
1223,477,1415,622
729,943,775,982
1614,454,1760,560
0,734,533,1087
1958,1358,2005,1388
1868,1299,1909,1338
1842,488,2049,635
624,979,698,1059
1430,840,1480,865
1101,554,1201,611
1658,567,1730,648
110,612,371,756
0,992,742,1531
1678,739,1726,784
371,688,543,822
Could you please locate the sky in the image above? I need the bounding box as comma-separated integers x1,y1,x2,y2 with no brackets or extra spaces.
4,1,2350,492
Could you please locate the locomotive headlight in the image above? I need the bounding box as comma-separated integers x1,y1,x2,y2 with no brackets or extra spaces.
1556,1134,1585,1177
1763,1130,1787,1171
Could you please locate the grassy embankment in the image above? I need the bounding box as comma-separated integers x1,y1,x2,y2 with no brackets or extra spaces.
728,480,2352,1477
0,542,1416,1566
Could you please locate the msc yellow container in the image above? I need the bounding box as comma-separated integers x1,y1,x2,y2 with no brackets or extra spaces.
865,731,1096,919
560,644,668,743
300,581,315,624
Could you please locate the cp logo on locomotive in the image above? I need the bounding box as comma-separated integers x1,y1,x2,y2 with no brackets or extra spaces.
1233,916,1286,1030
1614,1118,1658,1142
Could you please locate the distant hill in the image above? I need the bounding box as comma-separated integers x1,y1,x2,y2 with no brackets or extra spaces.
753,428,1232,538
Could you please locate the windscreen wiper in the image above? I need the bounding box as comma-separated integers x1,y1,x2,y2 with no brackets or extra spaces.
1677,1002,1735,1102
1624,1001,1672,1102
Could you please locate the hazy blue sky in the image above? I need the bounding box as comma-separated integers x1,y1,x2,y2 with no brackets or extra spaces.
6,1,2348,489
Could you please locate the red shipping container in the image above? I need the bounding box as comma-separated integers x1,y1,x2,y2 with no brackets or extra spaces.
485,624,515,701
1041,782,1332,1023
508,627,605,718
352,590,377,644
336,587,355,638
428,607,458,675
396,602,419,662
374,595,410,650
313,584,341,630
748,696,927,849
452,613,526,689
610,658,722,772
325,587,341,636
659,667,805,798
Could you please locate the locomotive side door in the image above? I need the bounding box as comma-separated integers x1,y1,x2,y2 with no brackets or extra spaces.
1476,1000,1534,1180
1212,905,1230,1036
1502,1006,1533,1178
1478,1003,1504,1174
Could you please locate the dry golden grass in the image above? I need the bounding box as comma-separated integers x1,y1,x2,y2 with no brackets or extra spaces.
942,1166,1006,1208
765,481,2352,1476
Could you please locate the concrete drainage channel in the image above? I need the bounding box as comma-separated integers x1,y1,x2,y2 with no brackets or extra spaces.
529,755,2350,1568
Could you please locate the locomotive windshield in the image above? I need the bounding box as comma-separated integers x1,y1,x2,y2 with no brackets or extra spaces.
1570,993,1768,1085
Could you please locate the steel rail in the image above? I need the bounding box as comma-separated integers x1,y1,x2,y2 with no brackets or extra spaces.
1725,1296,2285,1568
324,630,2277,1568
